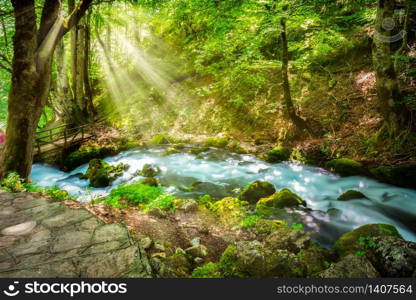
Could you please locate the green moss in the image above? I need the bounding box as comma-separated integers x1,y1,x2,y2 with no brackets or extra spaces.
191,262,223,278
219,245,245,278
138,164,161,177
210,197,249,225
266,146,292,163
163,148,180,156
325,158,367,177
337,190,367,201
256,189,306,216
228,141,248,154
190,147,210,155
149,134,174,145
370,165,416,189
83,159,128,188
140,177,159,187
333,224,403,257
62,146,118,172
204,137,228,148
238,180,276,204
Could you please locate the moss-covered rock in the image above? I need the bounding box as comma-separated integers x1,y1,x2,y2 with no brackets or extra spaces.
337,190,368,201
204,137,228,148
163,148,180,156
238,181,276,204
364,236,416,277
191,262,223,278
256,189,306,216
62,146,118,172
265,226,311,254
210,197,249,225
265,146,293,163
370,165,416,189
140,177,159,187
228,141,248,154
333,224,403,257
138,164,161,177
317,254,379,278
297,246,335,277
219,241,306,278
325,158,367,177
149,134,174,145
189,147,210,155
156,252,192,278
83,159,128,188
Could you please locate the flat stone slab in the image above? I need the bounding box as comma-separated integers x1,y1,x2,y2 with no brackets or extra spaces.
0,190,153,278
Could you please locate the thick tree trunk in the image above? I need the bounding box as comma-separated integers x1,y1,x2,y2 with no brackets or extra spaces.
84,12,95,119
373,0,410,136
0,0,39,178
280,17,312,135
0,0,92,179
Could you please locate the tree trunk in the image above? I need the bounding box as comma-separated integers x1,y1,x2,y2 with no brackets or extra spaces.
280,17,312,135
0,0,92,179
83,12,95,119
373,0,410,137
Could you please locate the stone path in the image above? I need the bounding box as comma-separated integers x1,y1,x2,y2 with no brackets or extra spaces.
0,190,153,278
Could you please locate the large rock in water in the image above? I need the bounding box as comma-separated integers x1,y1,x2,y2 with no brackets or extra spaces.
333,224,403,257
325,158,367,177
0,190,153,278
238,181,276,204
83,159,128,188
317,254,379,278
337,190,368,201
256,189,306,216
265,146,292,163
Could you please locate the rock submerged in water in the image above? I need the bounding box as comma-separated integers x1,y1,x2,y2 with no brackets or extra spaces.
256,189,306,216
325,158,367,177
337,190,368,201
238,180,276,204
333,223,403,257
137,164,161,177
83,159,129,188
265,146,292,163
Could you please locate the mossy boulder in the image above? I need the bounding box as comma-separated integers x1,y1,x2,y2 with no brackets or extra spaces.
297,246,335,277
317,254,379,278
204,137,228,148
256,189,306,216
265,226,311,254
62,146,118,172
140,177,159,187
156,252,192,278
83,159,129,188
325,158,367,177
370,165,416,189
238,181,276,204
138,164,161,177
337,190,368,201
189,147,210,155
163,148,180,156
364,236,416,277
149,134,174,145
191,262,223,278
228,141,248,154
219,241,306,278
210,197,249,225
265,146,292,163
333,224,403,257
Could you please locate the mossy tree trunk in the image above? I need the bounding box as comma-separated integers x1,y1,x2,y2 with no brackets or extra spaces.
0,0,93,180
280,17,313,136
373,0,411,137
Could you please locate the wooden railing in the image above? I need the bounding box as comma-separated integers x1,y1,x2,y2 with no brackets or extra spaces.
34,120,103,157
